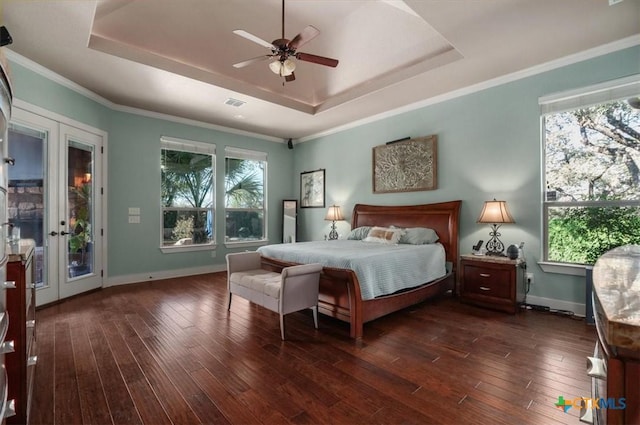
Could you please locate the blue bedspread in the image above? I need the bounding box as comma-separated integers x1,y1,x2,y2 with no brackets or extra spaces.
257,240,446,300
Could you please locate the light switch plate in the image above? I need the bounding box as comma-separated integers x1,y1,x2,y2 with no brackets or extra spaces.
128,207,140,215
128,215,140,224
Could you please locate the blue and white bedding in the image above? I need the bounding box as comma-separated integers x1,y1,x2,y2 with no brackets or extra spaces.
257,240,446,300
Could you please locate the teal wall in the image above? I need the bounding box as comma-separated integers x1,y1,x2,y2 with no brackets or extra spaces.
294,45,640,305
8,44,639,305
8,61,295,279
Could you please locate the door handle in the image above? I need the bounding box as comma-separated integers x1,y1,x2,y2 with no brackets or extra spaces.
49,231,58,236
60,231,70,236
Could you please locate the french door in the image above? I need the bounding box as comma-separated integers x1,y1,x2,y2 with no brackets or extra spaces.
9,107,104,306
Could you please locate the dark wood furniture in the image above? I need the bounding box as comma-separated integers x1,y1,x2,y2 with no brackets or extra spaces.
261,200,461,339
588,246,640,425
6,240,36,425
459,254,525,314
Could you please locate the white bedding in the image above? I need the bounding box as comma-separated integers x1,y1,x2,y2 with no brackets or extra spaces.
257,240,447,300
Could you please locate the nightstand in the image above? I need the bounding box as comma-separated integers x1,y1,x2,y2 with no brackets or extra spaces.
459,254,526,313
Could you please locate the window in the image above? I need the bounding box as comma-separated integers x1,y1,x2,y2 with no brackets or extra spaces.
224,147,266,244
160,137,215,250
541,77,640,266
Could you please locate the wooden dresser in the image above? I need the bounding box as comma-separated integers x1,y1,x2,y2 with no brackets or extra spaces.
6,239,36,425
586,245,640,425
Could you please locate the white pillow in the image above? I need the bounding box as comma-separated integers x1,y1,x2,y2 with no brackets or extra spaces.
363,226,404,244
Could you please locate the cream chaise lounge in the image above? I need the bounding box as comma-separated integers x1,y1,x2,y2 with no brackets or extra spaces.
226,251,323,340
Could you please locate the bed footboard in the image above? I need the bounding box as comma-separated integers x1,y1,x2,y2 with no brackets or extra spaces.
261,255,454,339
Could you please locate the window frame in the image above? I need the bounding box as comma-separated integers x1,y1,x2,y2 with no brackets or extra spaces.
159,136,216,254
539,75,640,274
223,146,268,248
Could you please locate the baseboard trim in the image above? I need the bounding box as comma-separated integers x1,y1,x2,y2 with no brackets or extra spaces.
105,264,227,287
525,294,586,317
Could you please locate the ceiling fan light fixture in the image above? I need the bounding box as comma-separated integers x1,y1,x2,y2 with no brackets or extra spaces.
282,58,296,76
269,60,282,75
269,59,296,77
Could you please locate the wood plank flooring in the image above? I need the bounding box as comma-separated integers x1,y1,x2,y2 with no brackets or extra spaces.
30,272,596,425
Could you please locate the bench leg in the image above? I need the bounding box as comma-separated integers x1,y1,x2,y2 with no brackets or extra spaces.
312,305,318,329
279,314,286,340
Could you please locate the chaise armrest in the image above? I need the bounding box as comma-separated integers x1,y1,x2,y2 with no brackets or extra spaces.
226,251,262,274
280,263,323,315
281,263,323,279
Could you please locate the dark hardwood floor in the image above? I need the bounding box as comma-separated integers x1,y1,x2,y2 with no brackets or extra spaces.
30,272,596,425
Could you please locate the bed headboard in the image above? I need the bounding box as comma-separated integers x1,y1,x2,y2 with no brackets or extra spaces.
351,200,462,273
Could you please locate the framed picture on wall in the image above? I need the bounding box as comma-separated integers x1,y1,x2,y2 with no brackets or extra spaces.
300,169,325,208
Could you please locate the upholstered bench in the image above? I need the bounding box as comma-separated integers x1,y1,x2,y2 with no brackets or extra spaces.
226,251,323,340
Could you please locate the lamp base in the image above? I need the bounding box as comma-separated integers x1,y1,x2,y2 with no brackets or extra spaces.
485,223,506,256
328,221,339,240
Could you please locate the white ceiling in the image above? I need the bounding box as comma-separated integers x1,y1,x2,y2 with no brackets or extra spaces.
3,0,640,141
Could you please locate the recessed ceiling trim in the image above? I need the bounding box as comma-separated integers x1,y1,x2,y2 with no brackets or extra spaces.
300,34,640,142
87,34,317,114
315,46,463,114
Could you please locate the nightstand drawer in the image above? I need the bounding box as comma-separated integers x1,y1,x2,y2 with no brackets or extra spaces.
463,265,511,299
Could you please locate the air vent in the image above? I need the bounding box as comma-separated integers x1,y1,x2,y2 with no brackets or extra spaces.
224,98,246,108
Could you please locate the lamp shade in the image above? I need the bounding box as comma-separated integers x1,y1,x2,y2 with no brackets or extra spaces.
324,205,344,221
477,199,515,224
269,59,296,77
281,59,296,76
268,60,281,75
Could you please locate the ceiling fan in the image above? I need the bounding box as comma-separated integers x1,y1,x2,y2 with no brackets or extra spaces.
232,0,339,82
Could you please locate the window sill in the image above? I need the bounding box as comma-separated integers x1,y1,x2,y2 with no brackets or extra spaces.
538,261,588,277
224,240,269,249
160,243,216,254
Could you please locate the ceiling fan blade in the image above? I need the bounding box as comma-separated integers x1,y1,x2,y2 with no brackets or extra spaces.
285,72,295,82
288,25,320,50
296,52,339,68
233,55,273,69
233,29,275,49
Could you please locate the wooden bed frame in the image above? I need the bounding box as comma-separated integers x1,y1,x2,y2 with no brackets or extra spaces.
261,200,462,339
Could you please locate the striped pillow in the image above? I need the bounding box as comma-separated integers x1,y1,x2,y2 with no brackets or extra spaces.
363,226,404,244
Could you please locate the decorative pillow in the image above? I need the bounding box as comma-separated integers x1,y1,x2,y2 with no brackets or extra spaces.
347,226,371,240
363,226,404,244
398,227,439,245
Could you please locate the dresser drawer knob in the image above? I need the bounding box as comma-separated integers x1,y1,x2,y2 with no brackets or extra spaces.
479,273,491,278
579,402,594,424
586,356,606,379
479,286,491,291
26,320,35,329
0,340,14,354
2,399,16,419
27,355,37,366
1,281,16,290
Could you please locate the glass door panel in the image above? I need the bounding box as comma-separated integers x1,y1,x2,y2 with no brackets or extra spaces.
8,121,48,293
58,124,102,299
67,142,94,279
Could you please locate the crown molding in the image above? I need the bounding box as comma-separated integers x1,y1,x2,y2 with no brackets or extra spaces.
299,34,640,143
4,49,282,143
